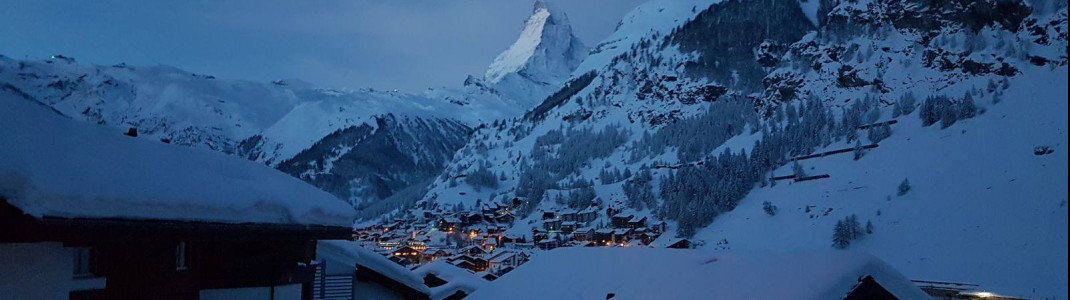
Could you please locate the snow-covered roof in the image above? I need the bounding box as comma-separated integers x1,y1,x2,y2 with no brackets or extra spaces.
466,248,931,300
0,95,356,227
317,240,430,295
413,260,487,300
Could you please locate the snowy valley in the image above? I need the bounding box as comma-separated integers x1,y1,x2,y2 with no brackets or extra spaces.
2,0,1068,299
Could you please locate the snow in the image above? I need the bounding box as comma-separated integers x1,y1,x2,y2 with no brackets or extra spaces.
412,260,487,300
798,0,821,26
466,248,931,300
695,66,1069,298
0,92,355,227
317,240,431,295
484,0,587,86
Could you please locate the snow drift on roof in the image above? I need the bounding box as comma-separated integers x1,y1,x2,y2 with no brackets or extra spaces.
0,93,355,227
318,240,430,295
413,259,487,300
466,248,931,300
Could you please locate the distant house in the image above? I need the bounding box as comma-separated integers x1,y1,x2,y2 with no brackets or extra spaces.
462,249,932,300
627,216,648,229
488,251,529,272
560,221,578,234
559,209,579,222
437,217,462,232
423,248,450,263
666,238,692,249
0,97,358,300
611,214,634,228
543,219,563,231
460,245,487,257
572,227,595,242
449,255,489,273
593,229,615,245
577,207,599,223
391,246,424,264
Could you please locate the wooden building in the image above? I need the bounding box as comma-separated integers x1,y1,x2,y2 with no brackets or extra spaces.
0,97,358,300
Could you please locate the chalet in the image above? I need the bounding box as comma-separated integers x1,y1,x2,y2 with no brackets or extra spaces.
422,248,450,263
577,207,599,223
611,214,634,228
572,227,595,242
666,238,692,249
559,209,579,222
543,219,563,231
627,216,648,229
482,237,498,252
390,246,423,264
449,255,489,273
612,229,633,244
464,249,932,300
437,217,462,233
460,245,487,257
560,221,578,234
593,229,616,245
637,232,660,246
487,251,529,272
0,97,359,300
536,239,561,250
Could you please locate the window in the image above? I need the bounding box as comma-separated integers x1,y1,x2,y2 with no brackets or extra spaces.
176,241,191,270
73,247,101,278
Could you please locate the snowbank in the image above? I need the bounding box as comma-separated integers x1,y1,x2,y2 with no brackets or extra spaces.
0,93,355,227
466,248,931,300
412,260,487,300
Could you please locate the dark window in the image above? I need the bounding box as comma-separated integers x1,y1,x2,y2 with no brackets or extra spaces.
73,247,102,278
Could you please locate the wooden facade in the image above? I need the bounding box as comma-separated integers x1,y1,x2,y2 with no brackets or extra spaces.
2,199,351,300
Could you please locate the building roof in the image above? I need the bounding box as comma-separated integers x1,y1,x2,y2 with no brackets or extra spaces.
413,260,487,300
465,248,930,300
0,93,355,227
317,240,430,296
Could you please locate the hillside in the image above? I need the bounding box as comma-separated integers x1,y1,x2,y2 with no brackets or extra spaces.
413,0,1068,296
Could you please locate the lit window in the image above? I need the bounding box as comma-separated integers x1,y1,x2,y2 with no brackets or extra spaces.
176,242,191,270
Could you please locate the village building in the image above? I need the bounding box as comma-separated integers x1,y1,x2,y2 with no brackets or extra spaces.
0,98,358,300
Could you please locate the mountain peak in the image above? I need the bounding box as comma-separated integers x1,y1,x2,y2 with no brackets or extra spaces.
483,0,587,87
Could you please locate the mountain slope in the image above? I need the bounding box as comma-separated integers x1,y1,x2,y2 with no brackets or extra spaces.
416,0,1068,296
478,0,589,108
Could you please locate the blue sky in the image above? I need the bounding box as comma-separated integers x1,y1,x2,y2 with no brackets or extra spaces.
0,0,643,92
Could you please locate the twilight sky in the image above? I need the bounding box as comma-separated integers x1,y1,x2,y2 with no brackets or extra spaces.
0,0,644,92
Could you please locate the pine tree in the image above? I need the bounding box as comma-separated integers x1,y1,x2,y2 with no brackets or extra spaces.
762,201,778,216
853,139,865,160
832,220,851,249
866,220,874,234
898,178,911,196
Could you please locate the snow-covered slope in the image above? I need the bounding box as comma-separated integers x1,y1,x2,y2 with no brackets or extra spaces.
696,66,1068,298
0,90,355,227
417,0,1068,296
479,0,589,108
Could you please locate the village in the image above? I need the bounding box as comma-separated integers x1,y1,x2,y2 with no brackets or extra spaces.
352,196,690,278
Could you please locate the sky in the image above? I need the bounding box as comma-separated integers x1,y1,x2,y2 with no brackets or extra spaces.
0,0,645,92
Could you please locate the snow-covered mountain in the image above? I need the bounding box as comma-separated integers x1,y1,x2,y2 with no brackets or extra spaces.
474,0,588,109
414,0,1068,297
0,0,592,208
